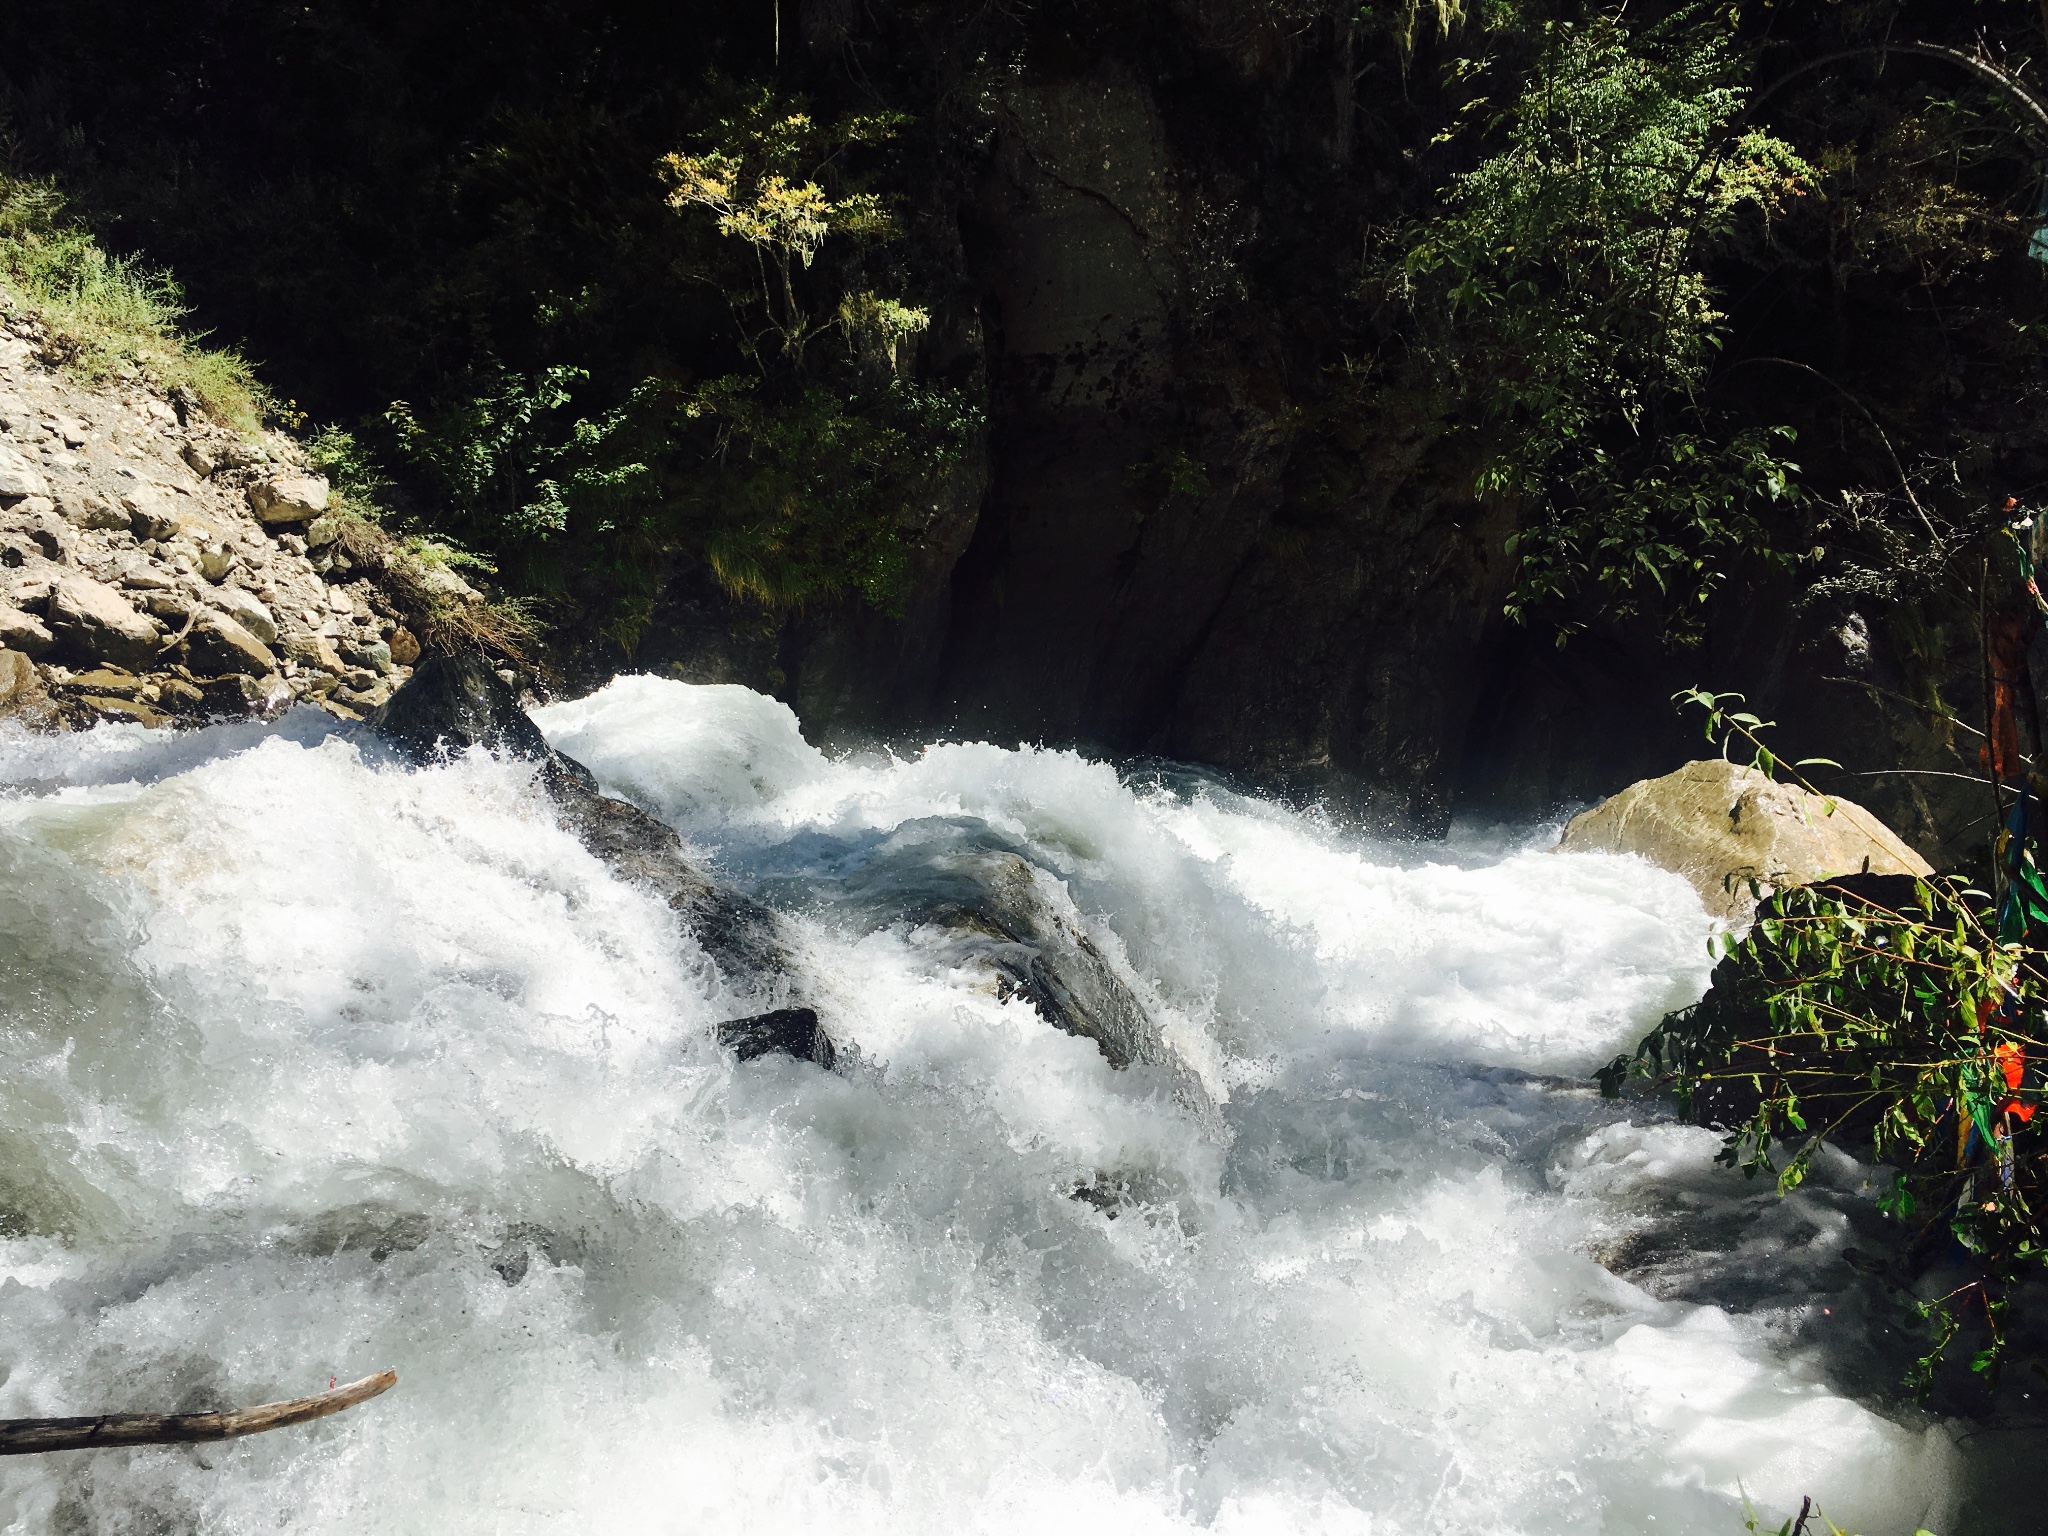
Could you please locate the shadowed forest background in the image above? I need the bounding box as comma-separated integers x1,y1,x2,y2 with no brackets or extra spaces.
4,0,2047,854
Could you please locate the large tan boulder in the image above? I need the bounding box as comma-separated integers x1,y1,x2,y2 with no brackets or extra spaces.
1557,759,1934,920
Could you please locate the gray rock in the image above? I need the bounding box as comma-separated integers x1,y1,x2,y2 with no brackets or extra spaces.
247,473,330,524
60,491,128,530
342,637,395,675
284,631,346,675
46,574,161,669
371,651,791,984
113,554,177,591
180,442,218,477
25,517,74,565
370,650,558,765
123,488,181,541
209,587,277,643
214,439,269,472
718,1008,835,1069
121,486,215,543
187,612,275,677
0,646,39,706
197,544,237,581
0,604,53,657
0,446,48,501
141,591,192,623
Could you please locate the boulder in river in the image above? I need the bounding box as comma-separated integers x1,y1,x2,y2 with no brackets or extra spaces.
775,815,1225,1132
1557,758,1934,921
718,1007,835,1069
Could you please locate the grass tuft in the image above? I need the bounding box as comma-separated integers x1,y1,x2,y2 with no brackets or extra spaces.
0,167,268,431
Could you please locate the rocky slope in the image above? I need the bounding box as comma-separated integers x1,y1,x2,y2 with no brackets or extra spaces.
0,315,427,729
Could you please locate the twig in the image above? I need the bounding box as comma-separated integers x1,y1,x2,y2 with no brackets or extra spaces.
0,1370,397,1456
1720,357,1933,537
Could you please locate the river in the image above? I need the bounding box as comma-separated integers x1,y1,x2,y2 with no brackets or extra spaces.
0,676,1962,1532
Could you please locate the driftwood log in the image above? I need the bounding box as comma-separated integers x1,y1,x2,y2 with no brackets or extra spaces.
0,1369,396,1455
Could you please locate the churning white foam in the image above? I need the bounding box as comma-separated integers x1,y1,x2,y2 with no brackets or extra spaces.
0,679,1958,1534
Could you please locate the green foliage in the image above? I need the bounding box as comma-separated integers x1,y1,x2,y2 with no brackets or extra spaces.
305,424,392,524
661,91,921,370
386,364,593,542
1393,8,1814,639
1501,428,1808,632
683,376,978,611
0,165,265,430
1601,692,2047,1394
1735,1487,1924,1536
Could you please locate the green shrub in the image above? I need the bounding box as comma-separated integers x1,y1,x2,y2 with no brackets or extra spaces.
1601,689,2048,1393
1390,7,1813,640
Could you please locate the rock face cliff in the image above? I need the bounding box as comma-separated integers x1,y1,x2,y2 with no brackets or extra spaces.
622,16,1525,831
617,6,2031,862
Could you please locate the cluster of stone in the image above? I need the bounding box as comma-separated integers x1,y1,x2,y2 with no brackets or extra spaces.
0,321,427,729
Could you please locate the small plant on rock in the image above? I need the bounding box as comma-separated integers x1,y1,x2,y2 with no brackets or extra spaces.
1601,689,2048,1393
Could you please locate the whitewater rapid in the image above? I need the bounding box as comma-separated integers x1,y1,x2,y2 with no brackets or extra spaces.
0,677,1959,1533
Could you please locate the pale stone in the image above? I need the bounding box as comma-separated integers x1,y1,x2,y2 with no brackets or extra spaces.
123,486,218,543
0,446,48,501
113,554,178,591
46,574,161,669
1557,759,1935,921
284,631,346,675
247,473,330,524
411,561,480,604
209,587,277,643
0,604,52,657
61,491,129,530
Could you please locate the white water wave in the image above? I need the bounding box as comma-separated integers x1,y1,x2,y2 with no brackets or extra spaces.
0,679,1957,1534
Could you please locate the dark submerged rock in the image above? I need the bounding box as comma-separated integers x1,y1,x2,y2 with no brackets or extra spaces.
717,1007,835,1069
367,650,561,770
754,816,1223,1132
369,650,789,984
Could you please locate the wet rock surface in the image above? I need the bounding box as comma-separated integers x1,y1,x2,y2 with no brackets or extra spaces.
716,1007,835,1069
0,316,415,728
369,650,793,989
742,815,1225,1130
